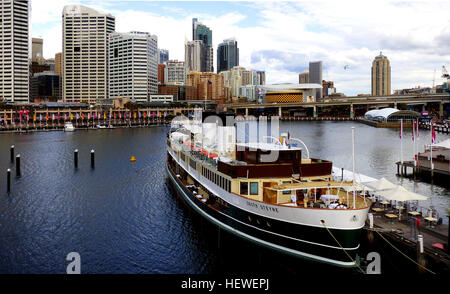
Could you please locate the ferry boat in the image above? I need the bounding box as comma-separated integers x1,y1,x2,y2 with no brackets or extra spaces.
166,114,371,267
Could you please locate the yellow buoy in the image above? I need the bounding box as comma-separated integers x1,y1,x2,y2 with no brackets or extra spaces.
130,156,136,162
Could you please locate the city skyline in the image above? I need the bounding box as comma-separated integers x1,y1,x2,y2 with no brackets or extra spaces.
28,0,450,96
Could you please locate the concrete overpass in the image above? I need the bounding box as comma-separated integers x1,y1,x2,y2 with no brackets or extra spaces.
225,93,450,117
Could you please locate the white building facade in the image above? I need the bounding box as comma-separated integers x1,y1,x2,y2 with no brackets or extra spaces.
108,31,158,101
62,5,115,103
0,0,30,102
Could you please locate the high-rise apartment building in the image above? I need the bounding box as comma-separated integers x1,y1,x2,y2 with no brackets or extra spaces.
220,66,254,97
32,38,43,62
159,49,169,64
299,70,310,84
0,0,30,102
186,71,224,102
309,61,322,99
371,52,391,96
62,5,115,103
256,71,266,85
241,69,253,86
164,60,186,85
108,31,158,101
55,52,62,76
217,38,239,73
185,40,203,72
192,18,213,72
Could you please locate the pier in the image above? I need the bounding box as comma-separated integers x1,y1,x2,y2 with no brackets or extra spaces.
367,201,449,272
0,106,202,133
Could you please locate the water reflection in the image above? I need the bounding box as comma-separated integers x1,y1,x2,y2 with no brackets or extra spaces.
0,122,448,274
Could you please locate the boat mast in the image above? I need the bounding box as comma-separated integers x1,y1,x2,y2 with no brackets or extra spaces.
352,127,356,209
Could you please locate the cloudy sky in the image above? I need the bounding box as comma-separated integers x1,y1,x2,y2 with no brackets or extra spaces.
31,0,450,96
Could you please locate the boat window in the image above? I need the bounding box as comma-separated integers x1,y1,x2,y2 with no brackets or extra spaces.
250,182,258,195
282,181,291,195
240,182,248,195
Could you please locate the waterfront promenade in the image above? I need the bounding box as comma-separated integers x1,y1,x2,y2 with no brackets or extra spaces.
0,107,201,132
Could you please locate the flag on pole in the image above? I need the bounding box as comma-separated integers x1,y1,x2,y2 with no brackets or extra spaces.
431,123,436,144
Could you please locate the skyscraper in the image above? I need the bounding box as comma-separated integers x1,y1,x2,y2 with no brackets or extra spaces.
371,52,391,96
62,5,115,103
192,18,213,72
55,53,62,76
256,71,266,85
299,70,310,84
108,31,158,101
217,38,239,73
309,61,322,99
0,0,30,102
185,40,203,72
159,49,169,64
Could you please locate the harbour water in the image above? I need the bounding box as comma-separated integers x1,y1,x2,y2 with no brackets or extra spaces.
0,121,448,274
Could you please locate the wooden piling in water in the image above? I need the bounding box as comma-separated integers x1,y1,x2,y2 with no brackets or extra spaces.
10,145,14,163
74,149,78,168
90,149,95,169
7,169,11,193
15,154,21,177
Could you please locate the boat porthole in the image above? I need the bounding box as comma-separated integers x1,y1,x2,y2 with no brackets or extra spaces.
266,221,271,228
352,215,357,222
248,216,252,222
256,219,261,225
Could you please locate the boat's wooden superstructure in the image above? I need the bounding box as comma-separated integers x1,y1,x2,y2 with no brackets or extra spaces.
166,121,371,267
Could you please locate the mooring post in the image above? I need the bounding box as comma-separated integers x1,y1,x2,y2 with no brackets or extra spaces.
15,154,21,177
7,169,11,193
416,234,426,272
10,145,14,163
74,149,78,168
90,149,95,169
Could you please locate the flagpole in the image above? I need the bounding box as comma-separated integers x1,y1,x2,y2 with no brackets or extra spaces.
400,119,403,175
431,122,434,177
414,119,418,167
352,127,356,209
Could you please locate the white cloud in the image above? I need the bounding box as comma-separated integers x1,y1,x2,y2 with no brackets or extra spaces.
30,0,450,95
